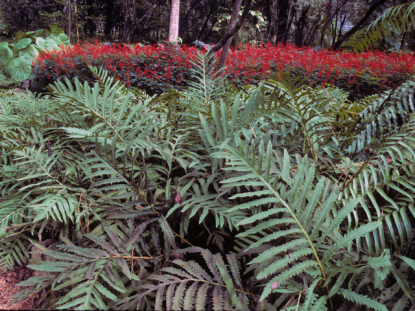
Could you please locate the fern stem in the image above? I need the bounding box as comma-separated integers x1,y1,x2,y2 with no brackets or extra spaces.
112,254,161,260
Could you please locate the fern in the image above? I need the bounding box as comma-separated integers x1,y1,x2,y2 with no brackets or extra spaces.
2,56,415,310
214,140,381,305
340,289,388,311
116,247,250,310
341,1,415,52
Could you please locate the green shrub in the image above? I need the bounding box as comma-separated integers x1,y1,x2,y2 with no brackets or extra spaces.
31,41,415,99
1,54,415,310
0,25,69,83
30,41,197,95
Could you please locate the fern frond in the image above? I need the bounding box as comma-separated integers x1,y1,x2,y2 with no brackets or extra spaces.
118,247,251,310
340,288,388,311
0,235,29,271
341,2,415,52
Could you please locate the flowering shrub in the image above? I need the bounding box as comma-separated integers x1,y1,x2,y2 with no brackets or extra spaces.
225,43,415,99
32,41,415,98
31,41,199,94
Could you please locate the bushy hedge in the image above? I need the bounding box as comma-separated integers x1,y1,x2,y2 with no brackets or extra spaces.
226,43,415,99
31,41,198,94
31,40,415,98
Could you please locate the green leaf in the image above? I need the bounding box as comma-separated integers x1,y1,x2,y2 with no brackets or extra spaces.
390,266,415,300
95,283,118,302
50,25,65,36
396,255,415,271
13,38,32,52
19,45,38,59
45,37,58,51
58,33,70,45
36,37,46,50
322,221,382,264
27,263,68,272
0,45,13,66
216,262,243,310
340,289,387,311
7,56,32,81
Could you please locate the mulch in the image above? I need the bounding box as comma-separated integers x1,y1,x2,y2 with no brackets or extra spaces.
0,265,34,310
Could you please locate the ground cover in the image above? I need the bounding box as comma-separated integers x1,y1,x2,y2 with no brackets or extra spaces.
2,53,415,309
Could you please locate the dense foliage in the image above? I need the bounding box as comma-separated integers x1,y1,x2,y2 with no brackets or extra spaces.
31,40,198,94
1,0,415,53
1,53,415,310
1,1,415,310
0,26,69,82
340,1,415,52
31,41,415,99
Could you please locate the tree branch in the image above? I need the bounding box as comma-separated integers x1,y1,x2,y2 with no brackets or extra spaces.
209,0,252,54
331,0,388,50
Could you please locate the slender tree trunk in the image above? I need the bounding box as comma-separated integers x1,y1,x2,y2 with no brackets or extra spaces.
210,0,252,54
294,5,309,46
168,0,180,42
283,0,294,44
319,0,332,47
269,0,279,44
123,0,129,42
198,6,215,40
218,0,243,71
180,0,199,41
304,17,323,46
104,0,115,38
67,0,71,41
74,0,79,43
198,0,225,41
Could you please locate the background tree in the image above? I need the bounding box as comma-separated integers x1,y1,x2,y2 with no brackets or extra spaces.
218,0,243,70
168,0,180,42
0,0,414,51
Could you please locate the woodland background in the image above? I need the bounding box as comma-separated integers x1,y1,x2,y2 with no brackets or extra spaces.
1,0,415,51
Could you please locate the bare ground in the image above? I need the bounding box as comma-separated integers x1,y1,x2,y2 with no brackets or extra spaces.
0,266,34,310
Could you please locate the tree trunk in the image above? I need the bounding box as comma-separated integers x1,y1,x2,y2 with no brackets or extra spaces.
74,0,79,43
197,4,215,41
67,0,71,41
218,0,243,71
282,0,295,44
294,5,309,46
209,0,252,54
274,0,289,43
267,0,279,44
180,0,199,42
123,0,129,42
104,0,115,38
331,0,388,50
168,0,180,42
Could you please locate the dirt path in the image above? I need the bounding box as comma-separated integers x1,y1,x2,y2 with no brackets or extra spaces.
0,266,34,310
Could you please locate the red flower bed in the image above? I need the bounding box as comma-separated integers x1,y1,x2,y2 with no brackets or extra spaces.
31,40,415,98
224,43,415,98
31,41,199,94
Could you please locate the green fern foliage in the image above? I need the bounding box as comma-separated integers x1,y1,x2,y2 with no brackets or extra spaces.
116,247,250,310
341,1,415,52
2,58,415,310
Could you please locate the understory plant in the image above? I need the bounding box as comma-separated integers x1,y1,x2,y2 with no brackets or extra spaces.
0,25,69,82
1,53,415,310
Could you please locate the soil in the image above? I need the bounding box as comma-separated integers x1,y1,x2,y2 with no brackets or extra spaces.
0,266,34,310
